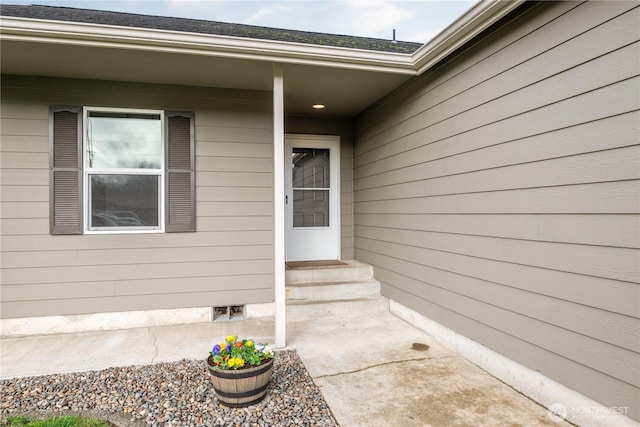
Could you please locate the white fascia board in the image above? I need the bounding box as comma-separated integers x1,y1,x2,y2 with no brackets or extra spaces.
0,1,525,76
411,0,526,74
0,16,416,75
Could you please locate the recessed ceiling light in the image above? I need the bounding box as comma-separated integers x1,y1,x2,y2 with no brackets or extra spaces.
312,104,326,110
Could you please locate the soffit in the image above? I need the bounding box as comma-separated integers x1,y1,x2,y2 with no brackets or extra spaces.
0,38,411,116
0,39,275,90
0,1,524,116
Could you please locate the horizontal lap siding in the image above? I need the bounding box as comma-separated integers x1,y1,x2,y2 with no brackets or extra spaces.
354,1,640,420
0,76,274,318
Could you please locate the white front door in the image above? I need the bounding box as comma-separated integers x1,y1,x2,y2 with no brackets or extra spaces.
285,135,340,261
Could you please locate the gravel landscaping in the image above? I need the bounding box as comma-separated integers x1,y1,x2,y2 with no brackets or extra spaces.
0,350,338,427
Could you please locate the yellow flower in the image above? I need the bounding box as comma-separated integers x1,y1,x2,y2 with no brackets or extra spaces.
235,358,245,367
225,335,237,343
228,358,236,367
246,340,254,347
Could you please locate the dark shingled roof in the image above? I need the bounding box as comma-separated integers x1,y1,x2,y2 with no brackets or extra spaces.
0,4,423,54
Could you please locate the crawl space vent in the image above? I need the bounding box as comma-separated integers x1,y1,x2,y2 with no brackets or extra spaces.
213,305,244,322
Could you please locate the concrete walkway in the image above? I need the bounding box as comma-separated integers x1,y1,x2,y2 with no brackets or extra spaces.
1,309,570,426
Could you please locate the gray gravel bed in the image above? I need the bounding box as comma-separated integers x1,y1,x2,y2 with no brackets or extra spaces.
0,350,338,427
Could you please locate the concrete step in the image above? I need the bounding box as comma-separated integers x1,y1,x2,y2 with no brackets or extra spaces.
285,260,385,321
285,260,373,284
286,296,389,322
287,279,380,302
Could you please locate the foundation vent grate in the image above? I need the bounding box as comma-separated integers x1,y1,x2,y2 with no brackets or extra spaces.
212,305,244,322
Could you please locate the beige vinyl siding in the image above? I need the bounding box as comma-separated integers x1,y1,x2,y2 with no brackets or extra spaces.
354,1,640,420
0,76,274,318
285,115,355,259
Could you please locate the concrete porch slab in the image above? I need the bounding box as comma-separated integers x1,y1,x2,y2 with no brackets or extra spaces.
1,310,572,426
286,310,571,427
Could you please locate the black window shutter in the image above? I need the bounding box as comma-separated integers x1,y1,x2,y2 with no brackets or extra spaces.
165,111,195,232
50,106,83,235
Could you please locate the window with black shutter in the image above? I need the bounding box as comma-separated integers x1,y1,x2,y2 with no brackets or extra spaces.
49,106,195,234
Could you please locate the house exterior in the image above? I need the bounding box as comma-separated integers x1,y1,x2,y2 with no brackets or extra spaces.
1,1,638,424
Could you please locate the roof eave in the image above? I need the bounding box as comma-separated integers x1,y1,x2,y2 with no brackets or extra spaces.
0,16,417,75
412,0,526,74
0,1,526,76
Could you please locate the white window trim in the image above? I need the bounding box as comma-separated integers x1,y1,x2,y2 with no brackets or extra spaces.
83,106,165,234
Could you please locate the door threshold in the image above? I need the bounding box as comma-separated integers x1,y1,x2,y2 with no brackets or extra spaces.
285,260,347,269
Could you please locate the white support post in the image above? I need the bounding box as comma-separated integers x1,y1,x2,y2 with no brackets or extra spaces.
273,63,286,348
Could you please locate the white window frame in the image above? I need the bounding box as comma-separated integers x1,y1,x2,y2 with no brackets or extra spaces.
83,106,165,234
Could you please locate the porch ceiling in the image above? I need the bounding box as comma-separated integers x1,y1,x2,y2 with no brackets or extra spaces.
0,38,411,117
1,0,525,116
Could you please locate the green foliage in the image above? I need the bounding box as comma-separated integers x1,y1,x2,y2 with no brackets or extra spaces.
2,415,110,427
2,417,30,427
209,335,274,370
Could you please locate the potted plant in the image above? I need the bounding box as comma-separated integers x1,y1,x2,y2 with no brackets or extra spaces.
206,335,275,407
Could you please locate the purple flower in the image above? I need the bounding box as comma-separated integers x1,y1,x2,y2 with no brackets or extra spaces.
212,344,221,355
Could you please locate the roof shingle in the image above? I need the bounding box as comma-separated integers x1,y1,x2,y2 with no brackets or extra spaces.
0,5,423,54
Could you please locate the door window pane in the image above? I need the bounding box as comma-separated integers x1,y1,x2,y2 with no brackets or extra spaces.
293,189,329,227
87,112,162,169
90,174,159,229
292,148,329,189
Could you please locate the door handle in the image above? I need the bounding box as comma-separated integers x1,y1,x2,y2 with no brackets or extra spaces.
285,195,288,205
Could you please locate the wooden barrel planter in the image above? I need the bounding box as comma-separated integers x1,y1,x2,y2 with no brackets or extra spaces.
206,357,274,407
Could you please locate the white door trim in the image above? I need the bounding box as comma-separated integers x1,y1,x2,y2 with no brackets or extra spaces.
285,134,341,261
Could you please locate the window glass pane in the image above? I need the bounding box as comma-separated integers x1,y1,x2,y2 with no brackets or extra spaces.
292,148,329,189
88,112,162,169
90,174,159,228
293,189,329,227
